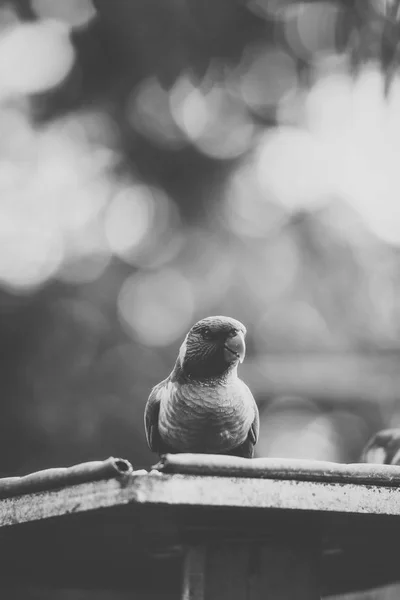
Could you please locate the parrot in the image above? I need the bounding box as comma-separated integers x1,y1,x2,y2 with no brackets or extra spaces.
360,428,400,465
144,315,259,458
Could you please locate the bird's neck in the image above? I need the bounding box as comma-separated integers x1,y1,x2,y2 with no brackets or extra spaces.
170,357,238,386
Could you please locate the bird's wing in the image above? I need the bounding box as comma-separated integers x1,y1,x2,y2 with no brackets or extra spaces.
248,400,259,445
238,380,259,446
144,380,167,452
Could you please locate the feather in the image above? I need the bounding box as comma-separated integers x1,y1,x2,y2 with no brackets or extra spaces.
144,381,165,453
144,316,259,458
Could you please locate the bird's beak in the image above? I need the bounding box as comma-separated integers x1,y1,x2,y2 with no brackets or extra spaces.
224,331,246,364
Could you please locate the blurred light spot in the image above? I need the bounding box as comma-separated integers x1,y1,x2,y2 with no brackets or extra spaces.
0,5,19,32
0,222,63,292
129,77,186,149
170,72,254,159
305,72,353,138
177,228,234,306
284,2,341,60
223,163,288,238
256,301,332,351
387,74,400,138
50,297,109,371
248,0,293,20
239,235,299,312
170,75,207,137
258,396,340,461
0,103,123,291
54,184,108,234
58,253,110,284
118,269,195,347
300,414,341,461
0,20,74,96
371,0,400,18
351,66,386,140
57,110,120,151
57,221,111,284
318,201,375,249
238,46,298,116
276,86,307,126
105,184,181,268
99,342,169,386
135,228,184,270
89,112,120,148
312,51,352,81
105,185,155,260
303,65,400,246
389,412,400,428
32,0,96,29
331,410,369,461
256,127,332,210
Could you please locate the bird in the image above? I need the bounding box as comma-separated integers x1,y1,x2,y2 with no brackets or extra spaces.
360,428,400,465
144,315,259,458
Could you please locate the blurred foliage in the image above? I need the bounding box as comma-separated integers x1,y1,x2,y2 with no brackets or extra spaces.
0,0,398,483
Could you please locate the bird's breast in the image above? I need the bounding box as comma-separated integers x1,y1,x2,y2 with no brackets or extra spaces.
158,379,254,453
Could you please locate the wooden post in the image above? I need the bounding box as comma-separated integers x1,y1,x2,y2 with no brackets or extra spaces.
182,539,321,600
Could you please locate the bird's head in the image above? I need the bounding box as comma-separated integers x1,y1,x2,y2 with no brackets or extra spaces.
176,315,247,381
361,428,400,465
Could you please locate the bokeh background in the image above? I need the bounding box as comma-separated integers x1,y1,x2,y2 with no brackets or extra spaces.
1,1,400,600
0,0,398,481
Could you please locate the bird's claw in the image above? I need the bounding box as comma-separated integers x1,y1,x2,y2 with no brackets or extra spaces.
149,468,163,476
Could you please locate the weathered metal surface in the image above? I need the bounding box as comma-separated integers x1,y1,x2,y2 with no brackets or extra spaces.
155,454,400,485
0,477,130,526
1,468,400,529
132,473,400,516
0,466,398,595
0,457,132,499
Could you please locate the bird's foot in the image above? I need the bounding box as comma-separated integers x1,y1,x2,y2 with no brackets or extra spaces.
149,468,163,476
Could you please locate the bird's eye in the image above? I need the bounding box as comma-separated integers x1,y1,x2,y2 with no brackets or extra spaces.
202,327,213,340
